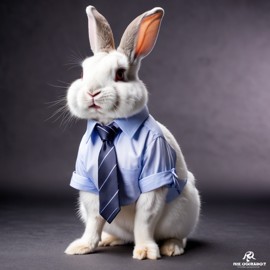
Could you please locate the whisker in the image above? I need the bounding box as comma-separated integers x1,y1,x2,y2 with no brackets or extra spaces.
45,95,67,108
46,98,66,107
64,64,81,72
47,83,68,90
60,111,78,130
46,69,79,128
46,104,68,122
66,48,87,67
56,80,71,86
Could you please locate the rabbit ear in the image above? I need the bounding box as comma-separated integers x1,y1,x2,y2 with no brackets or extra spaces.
86,6,115,54
118,7,164,63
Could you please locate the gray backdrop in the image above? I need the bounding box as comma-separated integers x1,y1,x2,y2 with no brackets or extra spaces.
1,0,270,201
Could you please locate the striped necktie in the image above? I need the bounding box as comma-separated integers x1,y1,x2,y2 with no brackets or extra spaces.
96,123,121,223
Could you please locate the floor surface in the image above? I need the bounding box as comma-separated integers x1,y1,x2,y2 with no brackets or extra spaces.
0,198,269,270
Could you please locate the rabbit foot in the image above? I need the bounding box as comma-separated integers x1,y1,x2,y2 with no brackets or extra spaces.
133,242,161,260
160,238,185,256
99,232,128,247
65,238,96,255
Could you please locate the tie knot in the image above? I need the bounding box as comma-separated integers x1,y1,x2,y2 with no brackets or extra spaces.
96,123,119,142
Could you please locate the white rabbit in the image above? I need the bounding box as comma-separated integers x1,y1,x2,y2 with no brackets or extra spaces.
65,6,201,260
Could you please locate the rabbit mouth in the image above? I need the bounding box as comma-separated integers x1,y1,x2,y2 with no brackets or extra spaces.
88,104,101,110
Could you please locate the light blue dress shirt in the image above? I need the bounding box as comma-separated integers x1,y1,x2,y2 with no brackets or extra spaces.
70,107,187,206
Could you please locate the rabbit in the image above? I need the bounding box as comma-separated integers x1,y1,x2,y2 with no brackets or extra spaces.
64,6,201,260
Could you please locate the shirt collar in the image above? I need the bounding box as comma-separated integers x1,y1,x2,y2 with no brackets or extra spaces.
85,107,149,142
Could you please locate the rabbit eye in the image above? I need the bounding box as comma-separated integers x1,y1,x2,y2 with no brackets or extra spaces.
115,68,126,82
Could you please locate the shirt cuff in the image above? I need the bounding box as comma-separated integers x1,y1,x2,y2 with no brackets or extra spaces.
139,169,187,202
70,171,98,193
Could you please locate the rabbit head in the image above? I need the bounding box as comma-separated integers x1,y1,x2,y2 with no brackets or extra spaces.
67,6,164,124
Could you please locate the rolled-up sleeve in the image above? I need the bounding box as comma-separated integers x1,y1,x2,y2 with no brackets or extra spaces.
70,171,98,193
139,136,187,202
70,139,98,194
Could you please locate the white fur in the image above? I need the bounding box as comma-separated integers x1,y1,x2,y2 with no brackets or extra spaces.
65,126,201,259
67,51,148,124
65,5,201,260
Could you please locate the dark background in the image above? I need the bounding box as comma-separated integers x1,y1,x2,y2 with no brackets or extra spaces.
1,0,270,201
1,1,270,270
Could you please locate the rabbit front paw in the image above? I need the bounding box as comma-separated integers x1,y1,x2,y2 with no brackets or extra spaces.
65,238,96,255
133,242,160,260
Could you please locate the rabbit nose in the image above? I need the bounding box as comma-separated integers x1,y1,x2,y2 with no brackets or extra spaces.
88,90,101,97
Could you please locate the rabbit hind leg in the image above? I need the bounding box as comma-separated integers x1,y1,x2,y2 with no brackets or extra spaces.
160,238,186,256
99,231,130,247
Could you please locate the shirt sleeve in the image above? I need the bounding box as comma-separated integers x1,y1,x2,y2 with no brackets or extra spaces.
139,136,187,202
70,137,98,193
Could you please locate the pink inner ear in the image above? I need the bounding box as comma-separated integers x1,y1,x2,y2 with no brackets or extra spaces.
135,12,163,58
